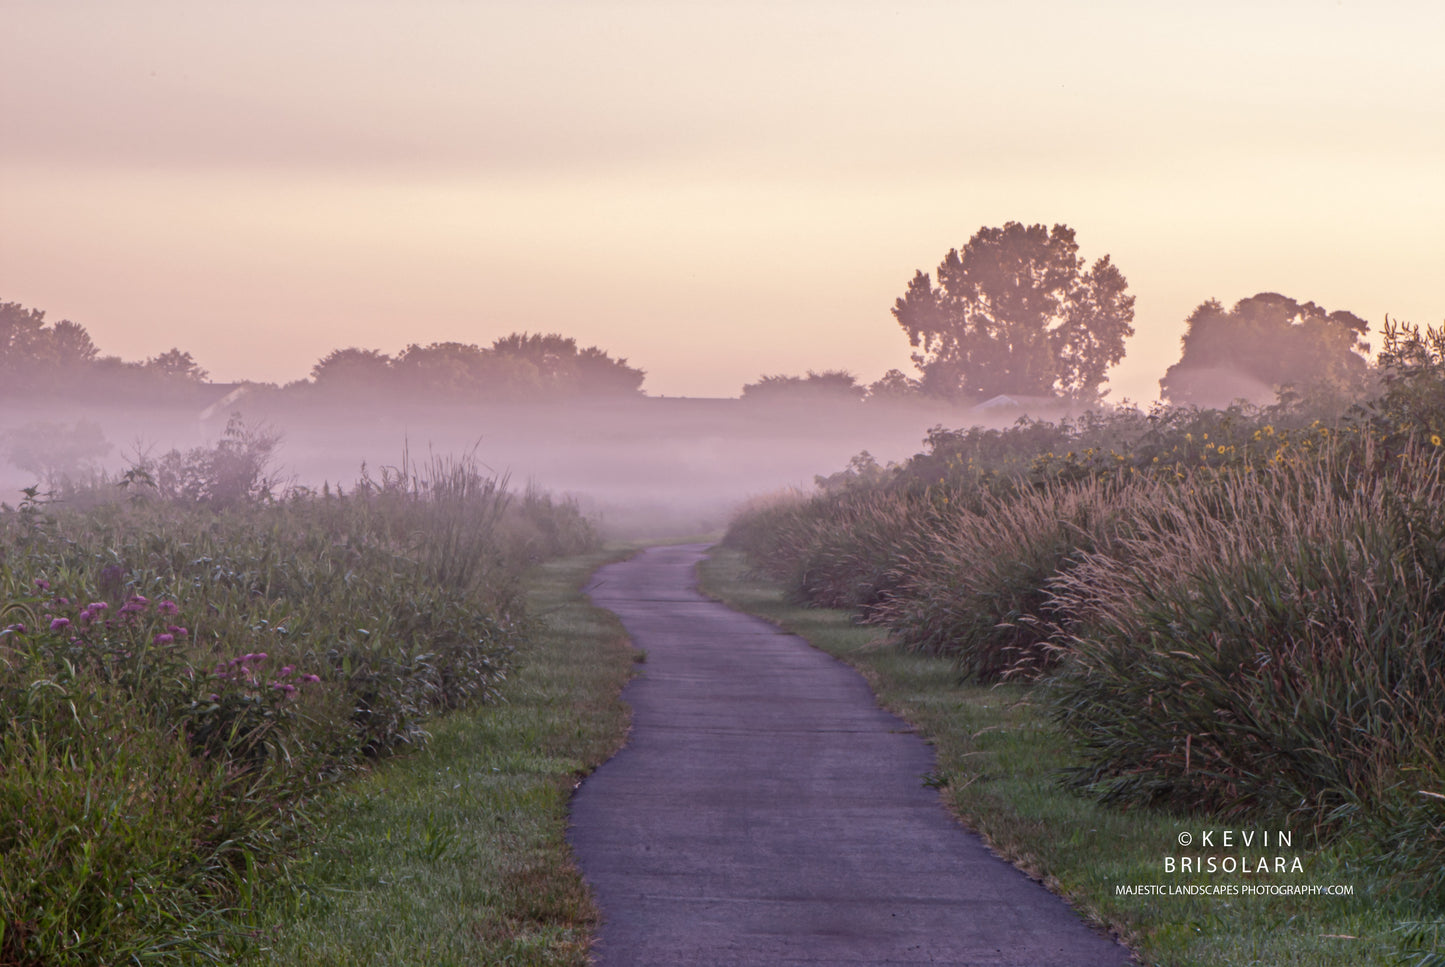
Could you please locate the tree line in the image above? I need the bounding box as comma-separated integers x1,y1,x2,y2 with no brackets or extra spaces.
0,301,645,403
746,221,1377,410
6,221,1393,409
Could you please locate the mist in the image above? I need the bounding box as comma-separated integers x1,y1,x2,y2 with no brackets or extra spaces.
0,392,991,539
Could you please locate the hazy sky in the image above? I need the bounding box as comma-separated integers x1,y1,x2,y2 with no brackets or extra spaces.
3,1,1441,401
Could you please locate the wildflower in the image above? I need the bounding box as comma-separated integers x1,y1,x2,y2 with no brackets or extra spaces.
153,633,175,645
272,682,297,695
87,601,108,612
1433,434,1442,447
34,578,50,591
301,673,321,684
157,600,180,615
79,609,95,624
280,665,295,677
167,625,188,638
208,693,220,702
49,617,70,631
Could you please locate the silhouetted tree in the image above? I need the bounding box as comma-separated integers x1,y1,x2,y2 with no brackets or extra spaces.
1159,293,1370,407
145,348,209,383
310,348,393,390
0,302,101,380
393,342,490,397
0,301,49,371
488,333,644,397
741,370,865,402
865,368,923,402
891,223,1134,402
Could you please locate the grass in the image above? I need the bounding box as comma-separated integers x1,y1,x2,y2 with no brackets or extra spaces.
697,545,1432,967
239,545,638,966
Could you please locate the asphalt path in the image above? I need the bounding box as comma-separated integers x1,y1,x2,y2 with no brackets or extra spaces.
568,543,1133,966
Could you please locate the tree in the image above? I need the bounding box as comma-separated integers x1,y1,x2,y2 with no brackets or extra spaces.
865,368,923,402
740,370,865,402
488,333,645,397
891,223,1135,402
145,348,209,382
0,302,100,377
310,348,393,390
393,341,490,398
1159,293,1370,407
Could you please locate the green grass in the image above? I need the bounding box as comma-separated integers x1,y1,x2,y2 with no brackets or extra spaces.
697,545,1434,967
239,546,637,966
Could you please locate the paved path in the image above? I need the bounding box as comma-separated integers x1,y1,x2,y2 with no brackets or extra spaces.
569,544,1133,967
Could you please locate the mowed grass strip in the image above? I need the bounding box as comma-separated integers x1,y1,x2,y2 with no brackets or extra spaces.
242,547,637,966
697,546,1421,967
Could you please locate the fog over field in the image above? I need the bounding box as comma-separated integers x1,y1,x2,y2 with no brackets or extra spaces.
0,393,991,537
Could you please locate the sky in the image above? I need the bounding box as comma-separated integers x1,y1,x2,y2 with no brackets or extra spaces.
3,0,1442,402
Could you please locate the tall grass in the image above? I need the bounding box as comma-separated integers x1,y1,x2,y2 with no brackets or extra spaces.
1047,443,1445,891
0,443,597,965
877,475,1158,680
724,349,1445,910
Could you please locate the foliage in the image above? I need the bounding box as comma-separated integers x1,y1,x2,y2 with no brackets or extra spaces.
0,451,598,964
891,222,1134,401
740,369,866,402
1160,292,1371,407
306,333,645,401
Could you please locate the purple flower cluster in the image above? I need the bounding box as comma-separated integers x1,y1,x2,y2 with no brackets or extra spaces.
212,652,321,698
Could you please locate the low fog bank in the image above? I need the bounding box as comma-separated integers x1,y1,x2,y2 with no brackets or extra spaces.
0,394,997,538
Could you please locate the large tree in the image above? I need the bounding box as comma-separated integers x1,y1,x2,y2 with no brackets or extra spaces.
1159,293,1370,407
891,222,1134,402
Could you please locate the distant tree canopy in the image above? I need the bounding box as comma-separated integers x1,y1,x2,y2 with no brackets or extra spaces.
1,302,99,376
1159,293,1371,407
891,222,1135,402
1,298,645,406
740,370,865,402
308,333,645,400
0,300,208,398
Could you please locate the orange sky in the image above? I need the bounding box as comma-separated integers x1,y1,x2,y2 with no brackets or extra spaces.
3,1,1441,402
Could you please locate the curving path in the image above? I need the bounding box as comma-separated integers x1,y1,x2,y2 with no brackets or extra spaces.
568,543,1133,967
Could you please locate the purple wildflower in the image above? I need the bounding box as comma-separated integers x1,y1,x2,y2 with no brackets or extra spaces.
167,625,188,638
280,665,294,677
157,600,179,615
301,673,321,684
79,609,94,624
87,601,108,612
49,617,70,631
34,578,50,591
153,633,175,645
272,682,297,695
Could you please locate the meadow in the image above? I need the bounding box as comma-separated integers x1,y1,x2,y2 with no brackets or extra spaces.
721,322,1445,964
0,428,599,965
